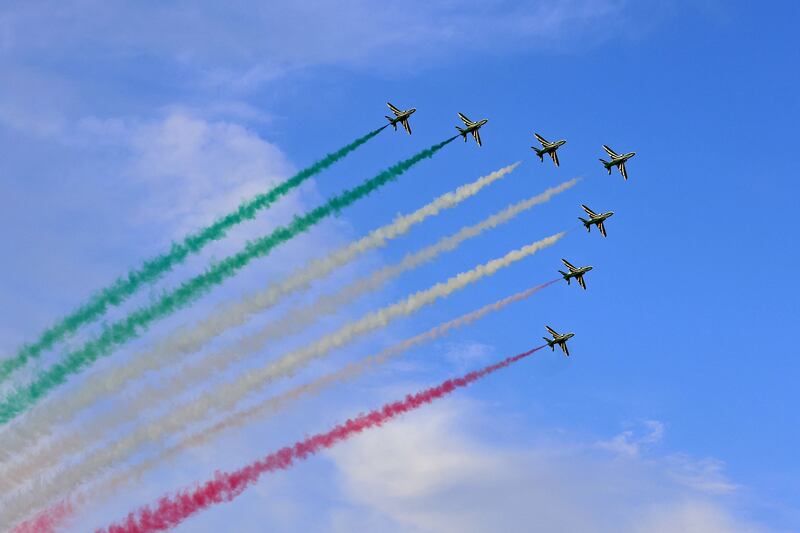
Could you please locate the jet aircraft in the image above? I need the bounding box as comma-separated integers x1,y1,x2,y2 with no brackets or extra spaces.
455,112,488,146
599,145,636,180
385,102,416,135
558,259,593,290
532,133,566,167
543,326,575,356
579,204,614,237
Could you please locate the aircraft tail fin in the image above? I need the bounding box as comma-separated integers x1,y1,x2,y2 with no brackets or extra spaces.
578,217,591,230
386,116,397,130
532,147,544,162
456,126,468,141
543,338,554,350
559,270,570,282
599,159,612,173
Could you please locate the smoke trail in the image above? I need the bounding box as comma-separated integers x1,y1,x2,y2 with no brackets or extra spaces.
0,136,455,426
10,281,559,533
121,281,561,489
10,500,71,533
0,233,562,524
127,180,576,414
0,162,522,472
0,126,388,384
98,344,546,533
1,175,573,490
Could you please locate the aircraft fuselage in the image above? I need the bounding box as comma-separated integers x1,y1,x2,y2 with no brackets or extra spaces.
611,152,636,165
548,333,574,346
464,119,488,134
565,266,592,279
542,140,566,153
389,108,416,124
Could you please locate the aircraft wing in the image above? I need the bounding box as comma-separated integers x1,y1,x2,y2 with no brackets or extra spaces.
560,342,570,356
618,162,628,180
458,112,474,126
581,204,598,217
603,144,619,157
534,133,550,146
387,102,403,116
550,151,560,167
545,325,559,337
401,119,412,135
561,258,577,270
577,275,587,290
472,129,482,146
598,221,608,237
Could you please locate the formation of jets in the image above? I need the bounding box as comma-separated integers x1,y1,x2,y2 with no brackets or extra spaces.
382,101,639,357
383,102,635,177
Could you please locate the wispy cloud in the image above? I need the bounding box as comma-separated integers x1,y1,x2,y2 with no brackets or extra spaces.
327,401,773,533
0,0,661,117
597,419,665,457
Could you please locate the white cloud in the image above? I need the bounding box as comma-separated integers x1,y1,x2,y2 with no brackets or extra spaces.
665,455,740,496
597,421,739,496
0,0,654,96
0,0,684,141
124,112,294,240
326,400,773,533
67,109,311,252
633,501,769,533
440,341,496,371
597,419,665,457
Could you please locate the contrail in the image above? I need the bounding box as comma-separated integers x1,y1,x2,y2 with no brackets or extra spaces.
0,126,388,384
0,162,525,473
0,136,455,426
126,180,575,415
96,344,546,533
0,233,563,524
11,280,559,533
10,500,71,533
0,175,574,486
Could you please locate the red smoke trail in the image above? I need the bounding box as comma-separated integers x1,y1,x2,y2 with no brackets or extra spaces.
97,345,545,533
12,500,73,533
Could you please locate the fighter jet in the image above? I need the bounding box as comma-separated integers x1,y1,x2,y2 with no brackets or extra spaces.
385,102,416,135
558,259,593,290
579,204,614,237
599,145,636,180
532,133,566,167
455,112,488,146
543,326,575,356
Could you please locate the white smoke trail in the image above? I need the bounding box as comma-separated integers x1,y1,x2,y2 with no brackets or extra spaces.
0,233,564,525
104,280,561,503
0,162,519,472
8,280,560,532
0,178,579,495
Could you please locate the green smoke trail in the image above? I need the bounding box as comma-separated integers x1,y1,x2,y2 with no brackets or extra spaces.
0,136,456,425
0,126,388,384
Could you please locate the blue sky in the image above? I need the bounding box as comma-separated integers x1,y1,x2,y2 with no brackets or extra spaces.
1,1,799,531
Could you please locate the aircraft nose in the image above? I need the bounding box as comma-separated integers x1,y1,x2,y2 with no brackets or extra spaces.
586,266,594,271
410,108,417,114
